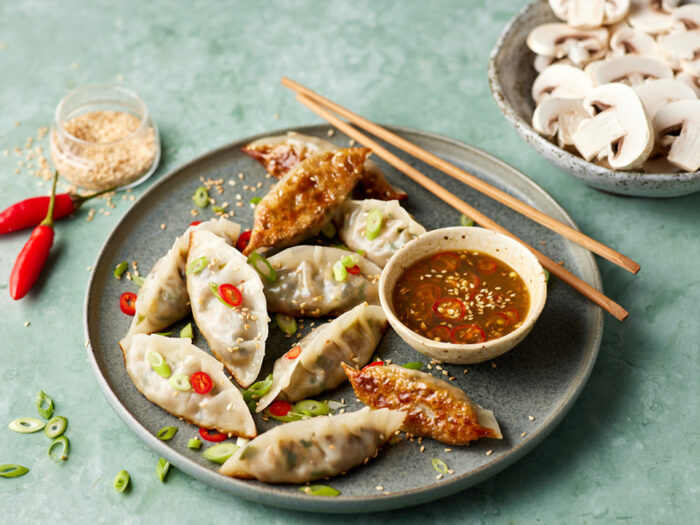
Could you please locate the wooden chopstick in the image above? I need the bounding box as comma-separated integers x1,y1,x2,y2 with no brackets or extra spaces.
295,93,629,321
282,77,641,276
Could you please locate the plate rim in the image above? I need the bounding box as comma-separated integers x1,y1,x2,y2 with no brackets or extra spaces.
84,123,603,513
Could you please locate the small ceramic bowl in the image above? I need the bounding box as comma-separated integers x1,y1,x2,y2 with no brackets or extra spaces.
488,0,700,198
379,227,547,364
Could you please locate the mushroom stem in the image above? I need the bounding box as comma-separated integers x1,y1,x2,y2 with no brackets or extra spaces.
667,122,700,171
573,110,626,161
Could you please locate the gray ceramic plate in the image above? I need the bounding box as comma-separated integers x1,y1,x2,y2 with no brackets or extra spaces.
488,0,700,198
84,124,603,513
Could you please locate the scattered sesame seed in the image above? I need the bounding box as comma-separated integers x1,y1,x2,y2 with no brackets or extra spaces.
485,449,493,456
528,415,535,421
24,321,30,327
160,223,166,230
348,139,356,146
436,474,443,480
521,432,527,437
375,485,384,491
491,362,497,368
419,445,425,453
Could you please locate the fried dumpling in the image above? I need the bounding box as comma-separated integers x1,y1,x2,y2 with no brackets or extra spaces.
242,132,407,200
256,303,387,412
264,245,381,317
186,229,268,388
119,334,256,438
334,199,426,268
242,148,369,255
128,219,240,336
219,407,404,483
343,364,502,445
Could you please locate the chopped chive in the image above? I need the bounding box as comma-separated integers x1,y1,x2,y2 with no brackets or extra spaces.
169,374,191,392
48,436,70,462
202,443,239,464
242,374,274,412
193,186,209,208
249,197,262,205
403,361,424,370
331,244,351,251
275,313,297,336
356,249,366,256
44,416,68,439
247,253,277,283
113,261,128,279
544,269,550,283
341,254,359,268
153,332,172,337
0,464,29,478
8,417,45,434
294,400,330,417
365,209,383,241
146,351,171,378
333,260,348,282
156,457,170,482
299,485,340,497
179,323,193,339
186,256,208,275
113,470,130,493
432,458,448,474
132,273,144,287
212,205,225,214
156,426,178,441
35,390,54,420
321,222,336,238
188,438,202,449
460,214,475,227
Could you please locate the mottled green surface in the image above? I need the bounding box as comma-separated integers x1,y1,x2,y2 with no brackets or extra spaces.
0,1,697,523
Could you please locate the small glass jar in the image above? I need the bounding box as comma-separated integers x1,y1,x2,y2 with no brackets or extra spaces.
50,84,160,190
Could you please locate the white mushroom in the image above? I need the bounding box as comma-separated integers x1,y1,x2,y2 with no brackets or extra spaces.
671,4,700,31
676,71,700,97
633,78,697,118
652,100,700,171
532,97,589,147
527,23,609,66
628,0,676,35
533,55,573,73
532,64,596,104
572,83,653,169
589,55,673,85
549,0,630,28
609,26,662,58
657,30,700,78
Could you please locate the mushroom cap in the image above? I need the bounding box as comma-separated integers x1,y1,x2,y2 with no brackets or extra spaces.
609,26,661,57
676,71,700,97
573,82,653,170
532,64,596,104
652,99,700,171
671,4,700,31
533,54,573,73
527,23,609,66
657,30,700,77
549,0,630,28
532,97,588,147
633,78,697,118
590,55,673,85
628,0,675,34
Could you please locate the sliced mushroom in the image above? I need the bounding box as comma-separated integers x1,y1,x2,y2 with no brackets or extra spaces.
628,0,676,35
532,97,589,147
572,83,653,169
633,78,697,118
589,55,673,85
533,54,574,73
609,26,662,58
652,100,700,172
527,23,609,66
676,71,700,97
532,64,596,104
657,30,700,78
549,0,629,28
671,4,700,31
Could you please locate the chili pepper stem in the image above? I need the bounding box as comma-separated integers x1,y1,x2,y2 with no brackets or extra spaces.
71,186,116,209
40,172,60,228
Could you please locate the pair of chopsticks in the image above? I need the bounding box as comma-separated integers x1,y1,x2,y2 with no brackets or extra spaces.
281,77,636,321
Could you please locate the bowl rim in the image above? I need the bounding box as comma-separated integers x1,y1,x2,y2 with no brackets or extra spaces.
487,0,700,186
379,226,548,352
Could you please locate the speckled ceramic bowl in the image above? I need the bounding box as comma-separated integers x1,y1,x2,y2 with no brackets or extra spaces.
488,0,700,198
379,227,547,364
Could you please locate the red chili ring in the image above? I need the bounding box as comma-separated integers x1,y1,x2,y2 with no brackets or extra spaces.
199,427,227,442
236,230,252,253
119,292,137,316
476,259,498,274
431,251,461,271
269,400,293,417
285,345,302,360
413,283,442,303
426,325,451,341
361,360,384,371
432,297,466,322
189,220,202,227
450,324,486,344
502,307,520,324
218,283,243,308
346,265,360,275
190,371,213,395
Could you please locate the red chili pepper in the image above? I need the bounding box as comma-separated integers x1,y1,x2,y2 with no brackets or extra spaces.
190,371,213,395
413,283,442,303
432,297,466,322
218,284,242,307
120,292,137,315
450,324,486,344
361,360,384,371
502,307,520,324
346,265,360,275
285,345,302,360
431,251,461,272
426,325,451,341
199,427,227,442
236,230,252,252
269,400,293,417
476,258,498,274
189,220,202,227
0,185,114,235
9,172,61,300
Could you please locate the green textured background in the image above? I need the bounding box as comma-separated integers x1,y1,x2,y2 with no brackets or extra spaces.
1,1,698,523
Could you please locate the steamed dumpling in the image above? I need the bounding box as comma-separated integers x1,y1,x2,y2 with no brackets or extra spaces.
128,219,240,336
219,407,405,483
334,199,425,268
264,246,382,317
186,229,268,388
343,364,501,445
119,334,256,438
256,303,387,412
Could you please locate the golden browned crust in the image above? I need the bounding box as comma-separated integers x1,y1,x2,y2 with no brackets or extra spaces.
342,363,499,445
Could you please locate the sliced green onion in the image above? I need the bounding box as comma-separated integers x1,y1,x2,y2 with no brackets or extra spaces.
35,390,54,419
44,416,68,438
0,464,29,478
242,374,274,411
113,261,128,279
544,269,550,283
460,214,475,227
113,470,130,493
180,323,193,339
169,374,191,392
432,457,448,474
154,332,172,337
48,436,70,462
331,244,351,251
247,253,277,283
146,351,171,378
275,313,297,336
212,205,225,214
403,361,424,370
299,485,340,497
156,457,170,482
8,417,45,434
356,249,366,256
333,260,348,282
202,443,239,464
265,410,304,423
249,197,262,205
187,256,208,275
132,273,144,287
188,438,202,449
321,222,336,238
156,426,178,441
193,186,209,208
294,400,330,417
208,282,234,307
341,254,359,268
365,209,384,241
